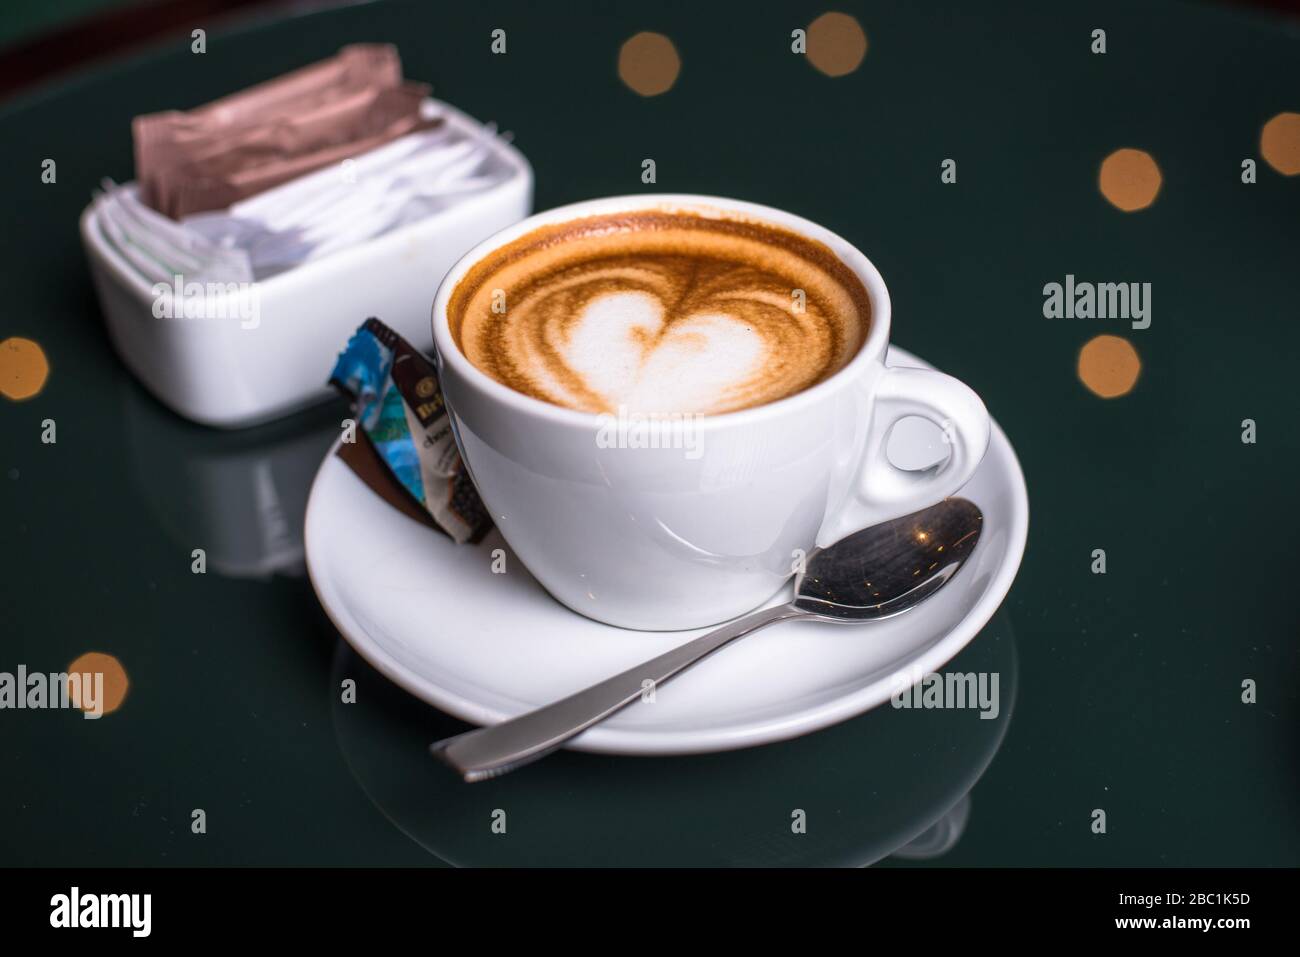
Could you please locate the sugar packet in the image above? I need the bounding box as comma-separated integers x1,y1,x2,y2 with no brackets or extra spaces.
134,45,438,218
329,318,490,544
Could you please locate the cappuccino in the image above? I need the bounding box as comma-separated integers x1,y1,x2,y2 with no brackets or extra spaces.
449,209,871,415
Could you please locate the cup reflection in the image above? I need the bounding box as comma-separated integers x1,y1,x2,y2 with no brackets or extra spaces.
330,611,1018,866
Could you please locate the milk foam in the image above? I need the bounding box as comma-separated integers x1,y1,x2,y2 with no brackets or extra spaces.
555,292,767,413
450,211,871,415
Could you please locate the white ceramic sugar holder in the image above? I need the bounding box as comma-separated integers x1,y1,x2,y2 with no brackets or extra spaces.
80,99,533,428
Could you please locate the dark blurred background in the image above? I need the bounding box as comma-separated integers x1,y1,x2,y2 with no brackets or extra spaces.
0,0,1297,101
1,0,1295,867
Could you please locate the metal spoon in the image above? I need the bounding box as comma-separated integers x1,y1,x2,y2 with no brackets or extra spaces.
431,497,983,781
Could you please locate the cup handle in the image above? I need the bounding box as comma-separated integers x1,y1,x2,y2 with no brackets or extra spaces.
815,365,991,547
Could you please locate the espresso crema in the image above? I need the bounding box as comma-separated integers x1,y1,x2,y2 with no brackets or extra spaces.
449,209,871,415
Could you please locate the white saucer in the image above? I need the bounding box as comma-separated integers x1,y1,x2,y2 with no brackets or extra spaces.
304,346,1028,755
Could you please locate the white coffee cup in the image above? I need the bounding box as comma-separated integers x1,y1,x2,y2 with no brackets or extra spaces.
431,195,990,630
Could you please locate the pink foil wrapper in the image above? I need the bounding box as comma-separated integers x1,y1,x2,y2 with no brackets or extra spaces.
133,44,440,219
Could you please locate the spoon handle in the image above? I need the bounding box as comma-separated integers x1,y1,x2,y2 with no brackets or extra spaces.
430,603,803,781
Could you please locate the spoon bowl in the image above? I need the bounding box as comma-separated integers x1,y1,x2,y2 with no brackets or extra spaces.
794,497,983,620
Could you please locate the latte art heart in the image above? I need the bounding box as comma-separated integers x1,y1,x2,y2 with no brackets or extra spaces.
560,291,767,414
450,210,871,415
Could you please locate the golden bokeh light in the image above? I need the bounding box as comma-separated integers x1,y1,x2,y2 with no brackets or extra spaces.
1260,112,1300,175
0,337,49,401
618,32,681,97
1078,335,1141,398
66,652,130,716
1099,148,1162,212
807,12,868,77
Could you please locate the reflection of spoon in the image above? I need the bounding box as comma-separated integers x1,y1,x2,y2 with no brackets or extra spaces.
332,611,1018,865
432,498,984,781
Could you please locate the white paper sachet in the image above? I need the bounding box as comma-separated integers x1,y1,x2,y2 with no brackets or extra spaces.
94,181,254,284
181,120,512,280
95,116,513,289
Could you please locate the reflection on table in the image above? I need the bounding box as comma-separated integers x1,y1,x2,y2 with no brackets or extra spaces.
121,376,342,580
330,612,1018,867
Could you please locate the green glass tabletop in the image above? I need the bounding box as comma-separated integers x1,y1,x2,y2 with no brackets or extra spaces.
1,0,1296,867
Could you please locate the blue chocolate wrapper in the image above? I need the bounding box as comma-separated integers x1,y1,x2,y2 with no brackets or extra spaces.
330,318,489,543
